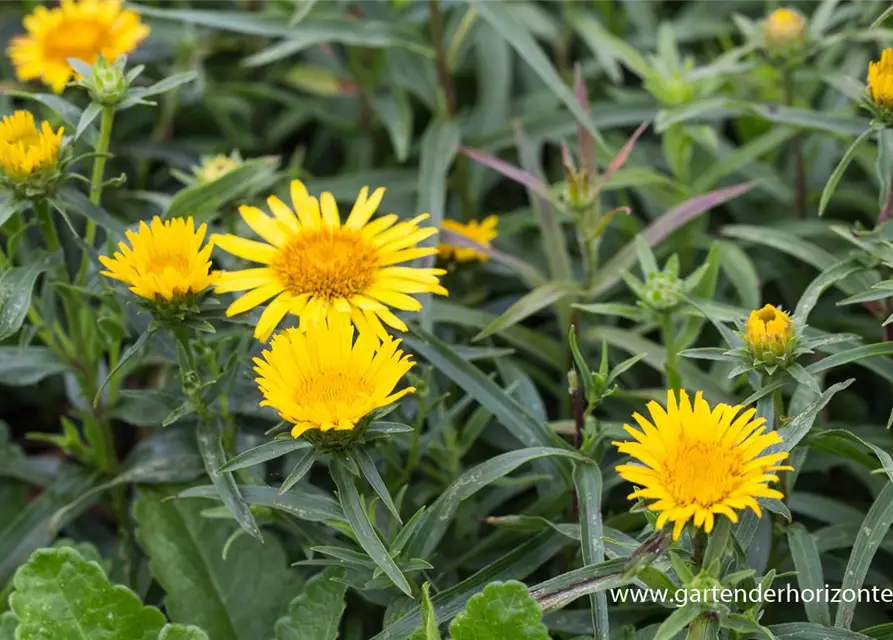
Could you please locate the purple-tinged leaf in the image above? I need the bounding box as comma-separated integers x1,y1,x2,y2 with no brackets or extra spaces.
460,146,552,200
596,122,650,190
574,63,594,175
589,182,756,298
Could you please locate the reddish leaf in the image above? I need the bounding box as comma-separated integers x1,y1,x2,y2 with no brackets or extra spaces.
460,146,552,199
596,121,649,190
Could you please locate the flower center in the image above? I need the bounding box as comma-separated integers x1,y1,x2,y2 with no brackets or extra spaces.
271,229,378,300
661,438,742,507
146,251,191,277
756,307,777,323
44,20,110,64
294,370,372,407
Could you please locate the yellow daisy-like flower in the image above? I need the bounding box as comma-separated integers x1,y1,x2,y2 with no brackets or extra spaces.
438,216,499,263
8,0,149,94
614,390,792,540
99,216,217,302
254,315,416,439
744,304,793,361
193,153,243,184
763,8,805,44
213,180,448,342
0,110,64,182
869,48,893,108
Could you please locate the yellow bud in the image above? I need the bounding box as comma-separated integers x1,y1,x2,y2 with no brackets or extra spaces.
869,48,893,109
744,304,794,365
763,8,806,45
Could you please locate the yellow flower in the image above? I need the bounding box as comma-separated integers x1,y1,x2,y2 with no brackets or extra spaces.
869,48,893,108
254,315,416,439
744,304,793,361
763,8,806,44
438,216,499,262
194,153,242,184
99,216,218,302
8,0,149,94
213,180,448,342
614,390,792,540
0,110,64,182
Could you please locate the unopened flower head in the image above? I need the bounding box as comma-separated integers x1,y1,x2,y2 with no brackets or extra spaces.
869,49,893,109
0,110,64,191
614,389,792,540
438,216,499,262
253,314,416,442
744,304,794,365
763,8,806,47
193,152,243,184
8,0,149,93
213,180,448,342
99,216,218,308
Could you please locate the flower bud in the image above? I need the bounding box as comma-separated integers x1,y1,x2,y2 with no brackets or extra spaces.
73,55,130,106
763,8,806,48
641,269,684,312
744,304,795,367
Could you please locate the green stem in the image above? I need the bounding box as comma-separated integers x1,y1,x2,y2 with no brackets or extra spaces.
78,105,115,285
685,616,719,640
89,106,116,206
661,313,682,392
772,386,785,425
33,199,60,253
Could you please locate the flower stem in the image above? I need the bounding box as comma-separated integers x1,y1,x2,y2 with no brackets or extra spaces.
783,67,807,219
428,0,455,117
78,105,116,285
661,313,682,393
772,386,785,425
33,199,60,254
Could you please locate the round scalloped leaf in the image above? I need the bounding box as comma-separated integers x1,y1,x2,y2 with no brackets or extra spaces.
9,547,166,640
448,581,549,640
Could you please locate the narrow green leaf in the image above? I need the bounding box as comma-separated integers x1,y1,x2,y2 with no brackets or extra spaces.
278,449,317,495
472,2,604,150
774,380,853,452
449,581,548,640
591,183,755,298
374,530,569,639
274,568,347,640
0,197,26,229
404,448,588,561
196,419,261,540
0,255,56,341
653,603,703,640
809,344,893,374
405,327,572,453
134,488,301,640
330,460,412,597
787,524,831,626
177,484,344,523
0,468,95,584
75,102,102,140
819,127,874,216
219,438,311,472
793,259,862,325
835,483,893,628
352,448,401,523
474,281,579,341
371,92,413,162
164,157,279,220
57,187,126,238
94,328,153,406
529,558,630,612
9,547,165,640
573,463,609,640
767,623,871,639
